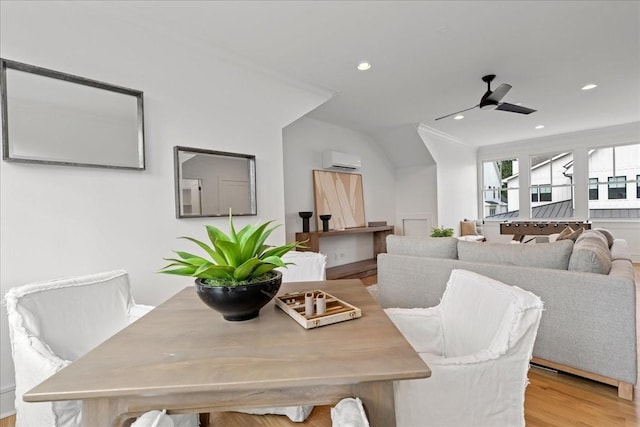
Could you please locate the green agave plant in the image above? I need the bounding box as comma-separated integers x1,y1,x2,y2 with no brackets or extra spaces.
160,215,302,287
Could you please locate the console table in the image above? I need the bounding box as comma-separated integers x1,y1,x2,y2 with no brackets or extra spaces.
296,226,394,280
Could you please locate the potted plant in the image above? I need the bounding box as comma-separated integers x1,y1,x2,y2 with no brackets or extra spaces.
160,214,302,321
430,225,454,238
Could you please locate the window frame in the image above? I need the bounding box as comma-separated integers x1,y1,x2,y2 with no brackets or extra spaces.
607,175,627,200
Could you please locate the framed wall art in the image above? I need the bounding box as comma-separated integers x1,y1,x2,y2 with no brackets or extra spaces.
313,170,365,230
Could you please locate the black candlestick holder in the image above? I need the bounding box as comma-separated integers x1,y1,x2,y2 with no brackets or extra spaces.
298,211,313,232
319,214,332,232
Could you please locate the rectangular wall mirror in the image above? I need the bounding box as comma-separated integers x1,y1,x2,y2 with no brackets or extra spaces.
1,58,145,169
174,146,257,218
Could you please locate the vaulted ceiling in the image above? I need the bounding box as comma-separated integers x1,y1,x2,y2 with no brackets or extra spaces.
74,1,640,146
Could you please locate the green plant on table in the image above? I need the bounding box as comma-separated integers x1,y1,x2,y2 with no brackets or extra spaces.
430,225,454,238
160,214,303,287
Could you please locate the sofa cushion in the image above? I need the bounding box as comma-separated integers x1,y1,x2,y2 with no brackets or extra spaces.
568,231,612,275
387,235,458,259
458,240,574,270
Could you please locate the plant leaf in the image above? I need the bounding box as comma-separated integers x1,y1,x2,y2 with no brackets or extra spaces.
196,264,235,279
179,236,226,265
240,221,272,260
214,239,241,267
233,257,261,281
252,223,278,256
159,266,198,276
261,242,298,259
252,263,278,276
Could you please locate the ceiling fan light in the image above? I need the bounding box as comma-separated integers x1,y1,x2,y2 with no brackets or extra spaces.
480,103,497,110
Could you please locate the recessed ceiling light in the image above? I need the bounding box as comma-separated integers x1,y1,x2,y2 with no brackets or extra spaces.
535,125,545,129
581,83,597,91
454,115,464,120
356,62,372,71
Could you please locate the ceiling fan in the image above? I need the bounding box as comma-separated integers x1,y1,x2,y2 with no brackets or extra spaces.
435,74,536,121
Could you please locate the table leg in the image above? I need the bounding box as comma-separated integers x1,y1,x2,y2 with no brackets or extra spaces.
351,381,396,427
82,398,128,427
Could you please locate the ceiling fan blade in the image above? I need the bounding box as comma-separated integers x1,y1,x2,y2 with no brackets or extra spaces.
496,102,537,114
434,105,478,121
486,83,512,103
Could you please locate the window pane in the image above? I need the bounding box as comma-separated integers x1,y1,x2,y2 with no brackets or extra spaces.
483,158,518,219
529,152,573,218
589,178,599,200
608,176,627,199
588,143,640,219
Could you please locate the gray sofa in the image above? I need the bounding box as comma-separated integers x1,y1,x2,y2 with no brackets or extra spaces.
376,232,637,399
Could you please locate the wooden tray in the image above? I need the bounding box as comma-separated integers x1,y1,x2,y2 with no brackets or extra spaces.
275,290,361,329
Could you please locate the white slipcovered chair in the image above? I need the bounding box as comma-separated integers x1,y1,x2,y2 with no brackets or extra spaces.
4,270,198,427
278,251,327,282
229,251,326,423
385,269,543,427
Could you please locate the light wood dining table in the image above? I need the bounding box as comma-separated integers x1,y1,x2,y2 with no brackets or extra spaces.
23,279,430,427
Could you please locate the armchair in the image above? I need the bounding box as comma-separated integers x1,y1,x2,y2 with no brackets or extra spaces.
385,269,543,427
4,270,197,427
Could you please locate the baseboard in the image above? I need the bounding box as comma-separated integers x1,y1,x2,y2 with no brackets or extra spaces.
0,385,15,419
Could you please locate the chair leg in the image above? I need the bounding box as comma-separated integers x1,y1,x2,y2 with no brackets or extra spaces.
199,412,211,427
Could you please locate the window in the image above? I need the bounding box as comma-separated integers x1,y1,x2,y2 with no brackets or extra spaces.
588,143,640,219
529,152,573,218
539,185,552,202
482,158,518,219
589,178,599,200
531,185,552,202
608,176,626,199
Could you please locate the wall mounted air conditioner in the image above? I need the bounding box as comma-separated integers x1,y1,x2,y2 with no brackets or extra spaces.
322,150,362,171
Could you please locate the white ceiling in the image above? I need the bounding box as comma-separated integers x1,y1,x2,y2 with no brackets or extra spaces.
90,1,639,146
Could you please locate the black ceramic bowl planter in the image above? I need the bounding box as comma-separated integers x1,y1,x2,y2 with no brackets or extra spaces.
195,270,282,321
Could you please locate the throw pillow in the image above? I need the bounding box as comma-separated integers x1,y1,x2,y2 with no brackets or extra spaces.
568,231,612,275
460,221,478,236
593,228,614,248
556,226,573,240
557,226,583,242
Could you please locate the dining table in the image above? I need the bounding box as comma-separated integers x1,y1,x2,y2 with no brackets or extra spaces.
23,279,431,427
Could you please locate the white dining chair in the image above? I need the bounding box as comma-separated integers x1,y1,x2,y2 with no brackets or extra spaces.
385,269,544,427
278,251,327,282
225,251,327,422
4,270,198,427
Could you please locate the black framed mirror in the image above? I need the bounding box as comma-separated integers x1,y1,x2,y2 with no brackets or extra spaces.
174,146,257,218
1,58,145,169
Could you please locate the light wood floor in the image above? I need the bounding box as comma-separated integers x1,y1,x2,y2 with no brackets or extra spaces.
3,266,639,427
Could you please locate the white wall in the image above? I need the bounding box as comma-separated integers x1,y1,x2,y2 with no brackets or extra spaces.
418,125,479,234
282,117,395,267
478,122,640,261
0,2,330,416
395,165,438,236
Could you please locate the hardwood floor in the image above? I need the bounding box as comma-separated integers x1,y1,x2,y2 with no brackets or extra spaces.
3,268,639,426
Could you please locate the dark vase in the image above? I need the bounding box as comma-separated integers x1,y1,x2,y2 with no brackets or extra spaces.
195,270,282,321
298,211,313,232
319,214,332,232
